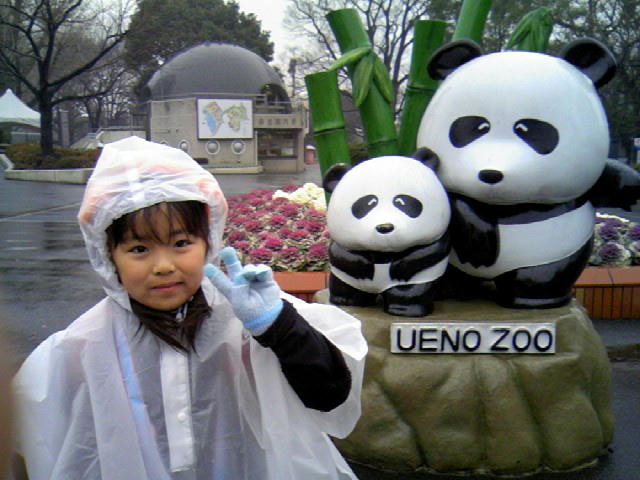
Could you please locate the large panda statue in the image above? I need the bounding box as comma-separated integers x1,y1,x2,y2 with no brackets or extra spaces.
323,153,450,317
417,38,640,308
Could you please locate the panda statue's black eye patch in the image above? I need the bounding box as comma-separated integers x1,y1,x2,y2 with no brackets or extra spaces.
393,195,423,218
352,195,378,219
449,116,490,148
513,118,559,154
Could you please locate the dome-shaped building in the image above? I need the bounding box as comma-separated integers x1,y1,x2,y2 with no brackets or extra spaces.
146,43,306,173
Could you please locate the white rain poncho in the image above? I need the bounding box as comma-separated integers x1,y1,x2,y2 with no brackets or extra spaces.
12,136,367,480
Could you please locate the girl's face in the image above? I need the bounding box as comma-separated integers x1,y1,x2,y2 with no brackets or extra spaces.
110,204,207,311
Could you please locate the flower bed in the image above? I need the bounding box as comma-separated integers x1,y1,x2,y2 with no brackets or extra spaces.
223,183,329,272
590,213,640,266
225,187,640,319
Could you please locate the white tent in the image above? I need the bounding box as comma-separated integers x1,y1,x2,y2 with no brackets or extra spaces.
0,89,40,129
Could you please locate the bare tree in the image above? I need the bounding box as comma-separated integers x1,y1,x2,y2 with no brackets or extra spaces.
59,42,136,132
0,0,132,158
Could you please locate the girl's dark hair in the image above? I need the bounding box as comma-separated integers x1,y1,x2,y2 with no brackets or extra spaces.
106,200,211,352
106,200,210,253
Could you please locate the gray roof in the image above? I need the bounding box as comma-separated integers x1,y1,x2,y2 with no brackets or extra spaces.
146,43,288,101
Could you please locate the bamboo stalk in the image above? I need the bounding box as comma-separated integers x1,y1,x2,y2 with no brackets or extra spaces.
326,9,398,158
398,19,447,155
452,0,492,43
305,69,350,179
506,8,553,52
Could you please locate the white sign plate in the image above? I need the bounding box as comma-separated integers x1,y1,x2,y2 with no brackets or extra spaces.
391,322,556,354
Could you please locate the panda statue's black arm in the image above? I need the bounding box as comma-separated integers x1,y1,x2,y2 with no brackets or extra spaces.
329,241,375,279
587,159,640,210
389,233,450,282
450,194,499,267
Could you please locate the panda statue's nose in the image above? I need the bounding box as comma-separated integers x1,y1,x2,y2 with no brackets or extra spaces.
376,223,395,234
478,169,504,184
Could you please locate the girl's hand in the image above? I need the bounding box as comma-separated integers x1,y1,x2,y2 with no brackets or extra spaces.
204,247,283,335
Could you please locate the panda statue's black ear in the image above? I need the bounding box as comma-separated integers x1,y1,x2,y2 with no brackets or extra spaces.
559,38,616,89
413,147,439,171
323,163,351,193
428,39,483,80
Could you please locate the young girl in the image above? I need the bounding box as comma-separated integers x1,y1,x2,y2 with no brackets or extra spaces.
12,136,367,480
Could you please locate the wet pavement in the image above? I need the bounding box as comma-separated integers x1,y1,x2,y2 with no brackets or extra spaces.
1,162,639,479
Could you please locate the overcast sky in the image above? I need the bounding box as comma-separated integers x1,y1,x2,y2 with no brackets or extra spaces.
235,0,292,62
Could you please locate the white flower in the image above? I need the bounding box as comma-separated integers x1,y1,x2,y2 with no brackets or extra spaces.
272,183,327,210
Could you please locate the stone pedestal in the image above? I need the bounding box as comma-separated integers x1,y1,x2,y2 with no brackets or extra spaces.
315,291,613,476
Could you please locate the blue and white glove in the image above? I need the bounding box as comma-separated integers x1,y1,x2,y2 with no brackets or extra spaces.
204,246,283,335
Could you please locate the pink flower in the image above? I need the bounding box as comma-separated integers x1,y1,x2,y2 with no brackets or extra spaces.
278,227,293,239
232,240,252,254
280,203,300,218
307,242,328,260
268,215,287,228
289,229,310,242
306,220,324,233
279,247,300,260
272,197,290,206
235,205,252,215
263,237,284,251
306,208,325,220
244,220,263,233
227,230,246,243
249,248,273,264
248,196,264,207
230,215,249,226
294,220,311,230
281,184,299,193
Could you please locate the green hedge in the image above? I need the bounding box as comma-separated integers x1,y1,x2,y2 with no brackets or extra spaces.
6,144,101,169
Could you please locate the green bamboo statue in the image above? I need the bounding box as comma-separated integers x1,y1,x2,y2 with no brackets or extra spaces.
305,0,554,179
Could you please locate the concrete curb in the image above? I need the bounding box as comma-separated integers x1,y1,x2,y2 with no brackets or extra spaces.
1,153,93,184
4,167,94,184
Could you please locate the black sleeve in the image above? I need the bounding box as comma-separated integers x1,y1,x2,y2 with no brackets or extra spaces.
588,159,640,210
329,241,375,279
254,300,352,412
389,232,450,281
450,195,499,267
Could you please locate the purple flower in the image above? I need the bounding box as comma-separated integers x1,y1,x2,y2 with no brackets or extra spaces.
598,223,620,242
595,242,630,266
627,223,640,242
603,216,626,228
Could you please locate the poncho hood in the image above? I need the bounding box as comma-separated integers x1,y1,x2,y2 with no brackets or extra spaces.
78,136,228,309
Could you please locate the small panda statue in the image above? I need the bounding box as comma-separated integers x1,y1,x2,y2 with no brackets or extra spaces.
417,38,640,308
323,153,450,317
